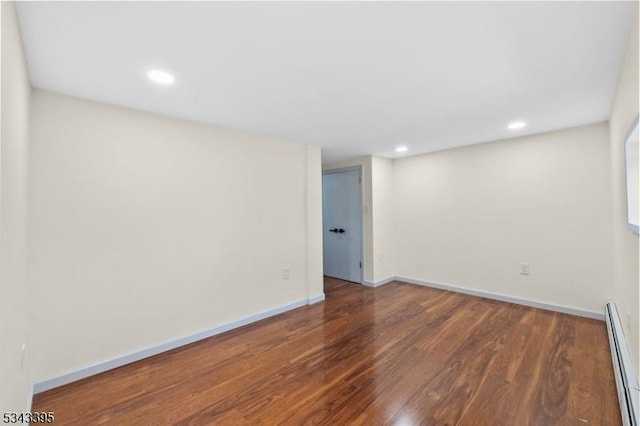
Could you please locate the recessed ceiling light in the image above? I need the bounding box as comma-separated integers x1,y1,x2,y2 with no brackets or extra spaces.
147,70,175,85
508,121,526,130
395,146,409,153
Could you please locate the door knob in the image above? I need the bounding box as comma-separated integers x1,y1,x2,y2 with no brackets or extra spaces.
338,228,345,233
329,228,338,233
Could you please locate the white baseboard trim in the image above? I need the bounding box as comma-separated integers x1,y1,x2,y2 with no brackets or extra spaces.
33,296,319,394
396,275,604,321
308,293,325,304
362,276,395,288
605,301,639,425
31,276,601,394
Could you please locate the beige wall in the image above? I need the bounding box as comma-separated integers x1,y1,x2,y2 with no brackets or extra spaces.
393,123,613,313
28,90,322,381
609,6,639,373
0,1,31,412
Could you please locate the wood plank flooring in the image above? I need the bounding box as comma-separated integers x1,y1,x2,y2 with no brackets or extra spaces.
33,277,621,425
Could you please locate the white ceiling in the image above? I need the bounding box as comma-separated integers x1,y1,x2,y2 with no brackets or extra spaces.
16,1,635,164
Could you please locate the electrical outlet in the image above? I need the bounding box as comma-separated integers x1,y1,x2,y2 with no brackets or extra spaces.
520,263,530,275
282,267,290,280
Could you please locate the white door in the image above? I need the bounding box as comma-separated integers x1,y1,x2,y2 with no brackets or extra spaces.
322,168,363,283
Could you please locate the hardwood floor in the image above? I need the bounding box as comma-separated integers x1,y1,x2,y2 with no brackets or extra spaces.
33,277,621,425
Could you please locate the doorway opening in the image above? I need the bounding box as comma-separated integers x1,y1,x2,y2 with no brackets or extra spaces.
322,167,364,284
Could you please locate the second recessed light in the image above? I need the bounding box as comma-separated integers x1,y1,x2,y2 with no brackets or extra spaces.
147,69,175,85
508,121,526,130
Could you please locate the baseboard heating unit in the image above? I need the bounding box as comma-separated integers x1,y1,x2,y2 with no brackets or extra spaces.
605,301,639,426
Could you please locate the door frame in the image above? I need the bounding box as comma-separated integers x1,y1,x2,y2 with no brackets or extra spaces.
321,166,364,284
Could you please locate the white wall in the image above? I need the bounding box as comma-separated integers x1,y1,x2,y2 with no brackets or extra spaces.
371,157,394,282
393,123,613,313
28,90,322,381
609,5,639,373
305,145,324,298
0,1,31,411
